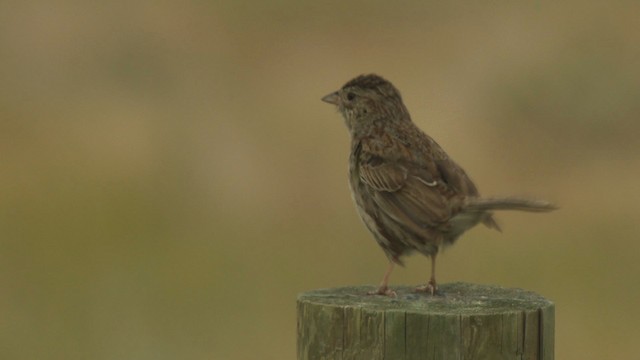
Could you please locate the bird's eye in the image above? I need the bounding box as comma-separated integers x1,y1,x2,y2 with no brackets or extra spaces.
346,92,356,101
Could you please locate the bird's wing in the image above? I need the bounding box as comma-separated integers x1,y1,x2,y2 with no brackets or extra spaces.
433,158,480,197
358,151,454,232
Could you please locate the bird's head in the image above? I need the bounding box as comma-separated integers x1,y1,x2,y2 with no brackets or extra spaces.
322,74,410,132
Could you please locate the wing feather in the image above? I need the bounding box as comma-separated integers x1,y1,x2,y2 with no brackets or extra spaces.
359,153,453,234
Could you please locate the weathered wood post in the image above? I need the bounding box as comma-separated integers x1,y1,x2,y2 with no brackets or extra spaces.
297,282,554,360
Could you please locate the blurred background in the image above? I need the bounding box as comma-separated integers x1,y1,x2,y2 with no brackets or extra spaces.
1,1,638,359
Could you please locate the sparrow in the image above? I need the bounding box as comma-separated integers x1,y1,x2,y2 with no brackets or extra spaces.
322,74,556,296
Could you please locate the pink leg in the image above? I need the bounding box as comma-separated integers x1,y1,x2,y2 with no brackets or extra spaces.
415,254,438,295
368,261,397,297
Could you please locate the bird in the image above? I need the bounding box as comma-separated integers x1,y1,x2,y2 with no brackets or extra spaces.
321,74,556,296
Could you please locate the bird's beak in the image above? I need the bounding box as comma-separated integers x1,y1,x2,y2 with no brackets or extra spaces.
321,91,340,105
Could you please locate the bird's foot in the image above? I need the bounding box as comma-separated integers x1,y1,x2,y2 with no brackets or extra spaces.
415,280,437,295
367,286,397,297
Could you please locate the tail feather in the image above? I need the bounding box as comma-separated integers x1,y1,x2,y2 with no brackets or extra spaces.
465,197,558,213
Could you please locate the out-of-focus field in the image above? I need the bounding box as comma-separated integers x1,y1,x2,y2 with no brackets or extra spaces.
1,1,639,359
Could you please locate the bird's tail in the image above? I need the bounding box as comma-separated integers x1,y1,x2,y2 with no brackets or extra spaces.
465,197,558,213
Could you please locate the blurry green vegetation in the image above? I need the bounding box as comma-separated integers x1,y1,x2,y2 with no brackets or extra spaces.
1,1,639,359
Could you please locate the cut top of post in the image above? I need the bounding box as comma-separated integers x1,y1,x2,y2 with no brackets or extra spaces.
298,282,553,315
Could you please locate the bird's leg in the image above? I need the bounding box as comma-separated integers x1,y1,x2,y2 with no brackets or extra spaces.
415,254,438,295
368,261,396,297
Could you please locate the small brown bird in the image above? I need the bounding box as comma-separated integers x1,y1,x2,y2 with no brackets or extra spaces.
322,74,555,296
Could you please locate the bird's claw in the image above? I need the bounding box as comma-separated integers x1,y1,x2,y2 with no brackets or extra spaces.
368,286,397,297
415,281,437,295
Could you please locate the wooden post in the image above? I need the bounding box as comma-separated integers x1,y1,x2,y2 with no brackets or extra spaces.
297,282,554,360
